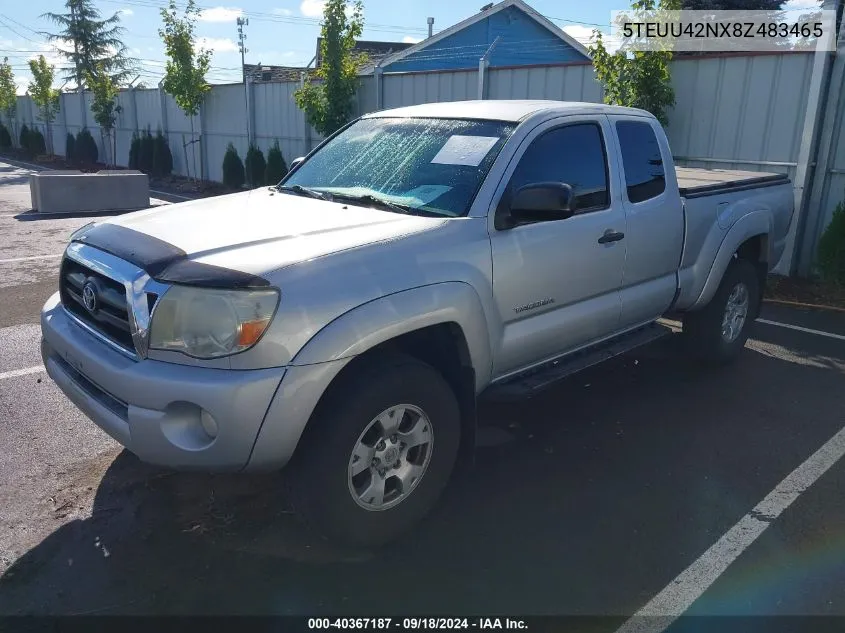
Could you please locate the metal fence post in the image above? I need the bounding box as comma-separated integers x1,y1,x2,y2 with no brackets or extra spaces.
200,100,208,182
375,64,384,110
300,71,312,153
795,0,845,275
775,0,840,276
477,36,501,100
59,92,69,156
246,74,254,148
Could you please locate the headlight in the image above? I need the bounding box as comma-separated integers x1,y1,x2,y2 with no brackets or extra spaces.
149,286,279,359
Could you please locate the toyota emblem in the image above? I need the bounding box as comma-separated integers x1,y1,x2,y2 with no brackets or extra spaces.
82,282,98,313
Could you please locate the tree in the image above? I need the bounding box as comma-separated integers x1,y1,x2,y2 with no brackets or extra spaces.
0,123,12,149
295,0,365,136
817,199,845,285
44,0,135,89
28,56,60,155
153,130,173,177
86,63,121,166
65,132,75,161
589,0,677,126
75,128,98,164
265,141,288,184
159,0,212,179
0,58,16,145
245,144,266,187
19,124,30,152
222,143,245,189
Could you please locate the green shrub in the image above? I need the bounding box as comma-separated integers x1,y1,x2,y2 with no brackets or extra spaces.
19,124,30,154
75,128,98,164
265,141,288,185
28,128,46,156
152,130,173,177
0,123,11,149
817,200,845,285
244,144,266,187
222,143,245,190
139,128,155,174
128,132,140,170
65,132,76,162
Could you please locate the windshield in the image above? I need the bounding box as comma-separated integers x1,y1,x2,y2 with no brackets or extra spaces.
281,117,515,217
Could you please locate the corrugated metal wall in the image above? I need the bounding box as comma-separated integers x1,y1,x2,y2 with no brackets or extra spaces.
380,70,478,108
488,63,601,101
667,53,814,189
3,50,837,266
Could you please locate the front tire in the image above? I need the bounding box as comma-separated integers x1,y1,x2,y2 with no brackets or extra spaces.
286,354,461,548
682,258,761,364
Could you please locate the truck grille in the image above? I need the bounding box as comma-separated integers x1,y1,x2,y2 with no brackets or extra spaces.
59,257,138,354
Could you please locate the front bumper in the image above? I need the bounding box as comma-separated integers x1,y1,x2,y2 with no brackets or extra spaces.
41,292,287,471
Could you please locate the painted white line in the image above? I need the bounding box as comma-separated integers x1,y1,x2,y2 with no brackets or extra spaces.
757,318,845,342
0,253,62,264
0,365,45,380
150,189,193,201
615,424,845,633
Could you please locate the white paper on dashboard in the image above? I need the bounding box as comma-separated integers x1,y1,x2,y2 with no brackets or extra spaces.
398,185,452,206
431,136,499,166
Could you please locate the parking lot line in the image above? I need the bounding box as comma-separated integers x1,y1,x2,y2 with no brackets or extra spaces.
615,424,845,633
757,318,845,342
0,254,63,264
0,365,44,380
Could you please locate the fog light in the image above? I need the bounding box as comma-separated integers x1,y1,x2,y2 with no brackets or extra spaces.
200,410,219,439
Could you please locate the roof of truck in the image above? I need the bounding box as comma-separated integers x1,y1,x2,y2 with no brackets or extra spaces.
363,100,654,123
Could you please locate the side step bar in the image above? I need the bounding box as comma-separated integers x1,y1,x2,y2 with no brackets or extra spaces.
485,323,673,400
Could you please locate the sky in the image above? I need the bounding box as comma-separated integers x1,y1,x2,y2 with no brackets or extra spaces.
0,0,824,93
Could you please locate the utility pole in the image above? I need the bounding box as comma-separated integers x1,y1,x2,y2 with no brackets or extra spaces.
237,16,252,147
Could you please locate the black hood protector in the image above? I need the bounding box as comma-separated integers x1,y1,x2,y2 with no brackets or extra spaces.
72,223,270,289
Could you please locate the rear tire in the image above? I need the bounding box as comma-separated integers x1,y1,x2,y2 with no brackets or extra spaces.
285,354,461,548
682,258,760,365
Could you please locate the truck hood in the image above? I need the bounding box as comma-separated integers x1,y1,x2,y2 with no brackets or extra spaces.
97,188,446,279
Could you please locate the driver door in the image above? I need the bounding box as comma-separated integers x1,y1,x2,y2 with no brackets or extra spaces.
489,116,627,378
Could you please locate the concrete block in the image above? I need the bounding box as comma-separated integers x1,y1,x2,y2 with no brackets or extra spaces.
30,170,150,214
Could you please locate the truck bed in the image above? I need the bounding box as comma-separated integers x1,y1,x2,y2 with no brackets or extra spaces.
676,167,790,199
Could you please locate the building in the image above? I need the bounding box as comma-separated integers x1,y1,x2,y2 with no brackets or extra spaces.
365,0,590,74
244,39,413,84
316,39,413,68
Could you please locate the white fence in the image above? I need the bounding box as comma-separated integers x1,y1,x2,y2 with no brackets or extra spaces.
1,49,840,272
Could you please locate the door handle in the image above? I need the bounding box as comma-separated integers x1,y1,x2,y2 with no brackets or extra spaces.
598,230,625,244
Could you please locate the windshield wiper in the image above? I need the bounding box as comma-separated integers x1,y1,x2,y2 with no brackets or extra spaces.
276,184,330,201
330,193,413,215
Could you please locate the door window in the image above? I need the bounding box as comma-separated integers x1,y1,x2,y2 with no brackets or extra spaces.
508,123,610,213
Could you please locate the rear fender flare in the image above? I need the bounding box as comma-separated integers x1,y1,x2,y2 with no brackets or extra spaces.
690,212,771,311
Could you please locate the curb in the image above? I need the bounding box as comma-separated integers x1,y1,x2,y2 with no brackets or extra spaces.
0,153,196,201
762,298,845,314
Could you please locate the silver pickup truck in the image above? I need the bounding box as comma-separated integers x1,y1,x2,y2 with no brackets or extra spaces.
41,100,794,546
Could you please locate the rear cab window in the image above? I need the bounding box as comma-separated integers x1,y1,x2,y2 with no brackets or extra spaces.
616,120,666,203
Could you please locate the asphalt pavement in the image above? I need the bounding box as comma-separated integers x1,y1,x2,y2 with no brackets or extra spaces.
0,158,843,627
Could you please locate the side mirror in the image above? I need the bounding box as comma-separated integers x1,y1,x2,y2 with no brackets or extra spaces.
508,182,575,225
289,156,305,173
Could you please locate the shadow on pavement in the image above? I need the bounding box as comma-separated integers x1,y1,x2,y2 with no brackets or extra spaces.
0,175,30,186
1,326,843,617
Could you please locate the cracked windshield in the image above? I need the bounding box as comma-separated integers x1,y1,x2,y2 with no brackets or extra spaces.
282,117,515,216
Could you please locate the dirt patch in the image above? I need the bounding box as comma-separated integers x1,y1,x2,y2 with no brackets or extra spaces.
765,274,845,310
